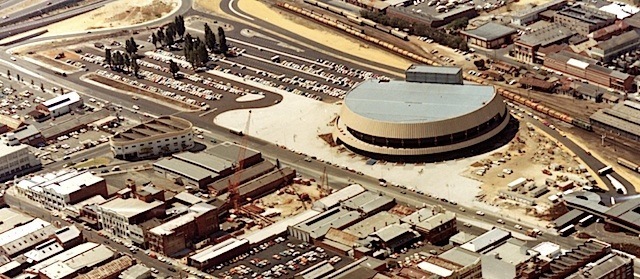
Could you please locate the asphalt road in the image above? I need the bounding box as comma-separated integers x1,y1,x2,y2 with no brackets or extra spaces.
3,191,180,278
0,0,635,258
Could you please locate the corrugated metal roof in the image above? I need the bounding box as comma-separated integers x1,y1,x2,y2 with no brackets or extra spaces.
344,80,495,123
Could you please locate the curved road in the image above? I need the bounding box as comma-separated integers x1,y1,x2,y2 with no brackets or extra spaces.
0,0,636,251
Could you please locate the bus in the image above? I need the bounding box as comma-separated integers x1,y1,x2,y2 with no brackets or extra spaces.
597,166,613,176
578,215,594,227
558,225,575,237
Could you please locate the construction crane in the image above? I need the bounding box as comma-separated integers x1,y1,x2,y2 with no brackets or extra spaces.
228,110,251,212
319,166,330,197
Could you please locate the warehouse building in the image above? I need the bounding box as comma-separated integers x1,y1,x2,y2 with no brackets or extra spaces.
461,23,516,49
369,224,420,252
333,66,509,159
590,100,640,142
208,161,276,195
510,0,567,25
241,209,320,245
589,29,640,62
0,218,55,257
0,133,41,182
289,207,363,243
566,253,634,279
110,116,194,160
0,208,34,234
188,238,250,270
437,247,482,278
341,191,395,216
16,170,107,211
96,197,165,241
34,92,83,119
153,151,237,189
400,208,457,244
205,142,263,168
37,244,115,279
405,65,462,84
513,24,575,63
10,125,45,146
460,228,511,253
553,5,617,36
312,184,366,212
147,203,218,256
544,51,634,92
480,239,540,279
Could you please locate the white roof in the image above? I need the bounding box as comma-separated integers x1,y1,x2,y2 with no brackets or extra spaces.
240,209,321,244
120,264,151,279
312,184,365,211
460,228,510,252
532,242,561,258
98,198,163,218
417,262,454,277
17,170,104,197
0,218,52,247
24,239,64,263
42,92,81,112
599,3,639,19
47,172,103,195
173,191,204,205
0,208,34,234
38,244,113,279
0,261,21,274
0,138,29,157
149,212,198,236
567,58,589,70
507,177,527,187
190,238,249,263
28,242,99,273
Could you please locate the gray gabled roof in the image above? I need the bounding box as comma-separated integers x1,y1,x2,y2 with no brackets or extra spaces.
462,22,517,41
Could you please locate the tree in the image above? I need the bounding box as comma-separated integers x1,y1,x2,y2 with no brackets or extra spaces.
105,48,112,66
125,37,138,56
16,74,20,81
169,60,180,78
184,33,194,53
6,69,9,78
174,15,185,38
218,27,228,54
448,17,469,30
151,33,158,48
165,27,175,46
123,53,131,71
132,58,140,77
156,29,165,45
204,23,217,52
196,42,209,67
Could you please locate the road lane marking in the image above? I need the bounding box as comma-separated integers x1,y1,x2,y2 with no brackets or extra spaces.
229,0,255,21
199,108,218,117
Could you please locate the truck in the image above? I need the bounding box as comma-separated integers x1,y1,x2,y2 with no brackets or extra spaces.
526,228,541,237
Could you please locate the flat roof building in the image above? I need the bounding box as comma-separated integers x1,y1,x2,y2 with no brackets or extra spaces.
511,0,567,25
110,116,194,160
147,203,218,256
405,65,463,84
461,23,517,49
566,253,634,279
0,133,41,182
369,224,420,252
554,5,617,35
544,51,634,92
438,247,482,279
154,158,217,189
0,208,34,234
244,209,320,245
119,264,151,279
208,160,275,195
481,239,539,279
514,24,575,63
96,198,165,241
205,142,262,168
16,170,107,211
590,29,640,62
24,239,64,264
38,244,114,279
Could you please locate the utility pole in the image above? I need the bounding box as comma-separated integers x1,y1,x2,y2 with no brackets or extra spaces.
601,134,606,146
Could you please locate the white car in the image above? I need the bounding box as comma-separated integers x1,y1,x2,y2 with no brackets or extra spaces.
132,105,140,110
476,211,485,216
514,224,523,230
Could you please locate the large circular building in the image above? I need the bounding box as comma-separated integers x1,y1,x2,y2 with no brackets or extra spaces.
333,65,510,158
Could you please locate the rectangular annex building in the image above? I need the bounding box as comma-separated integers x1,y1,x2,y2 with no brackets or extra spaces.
461,23,517,49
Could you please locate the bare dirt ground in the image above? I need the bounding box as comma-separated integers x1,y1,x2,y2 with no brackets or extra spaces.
44,0,178,35
255,181,326,220
202,0,413,72
470,117,594,221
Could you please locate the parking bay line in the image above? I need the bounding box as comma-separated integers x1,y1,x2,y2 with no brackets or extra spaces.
199,108,217,117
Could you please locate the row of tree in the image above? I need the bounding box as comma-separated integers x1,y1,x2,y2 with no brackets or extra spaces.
151,15,187,48
359,10,469,51
105,48,140,75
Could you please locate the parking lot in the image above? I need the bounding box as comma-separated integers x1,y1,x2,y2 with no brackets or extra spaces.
212,236,352,279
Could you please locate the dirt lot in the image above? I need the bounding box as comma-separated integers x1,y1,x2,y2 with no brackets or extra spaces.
255,181,327,220
28,54,80,72
470,117,593,218
44,0,178,35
